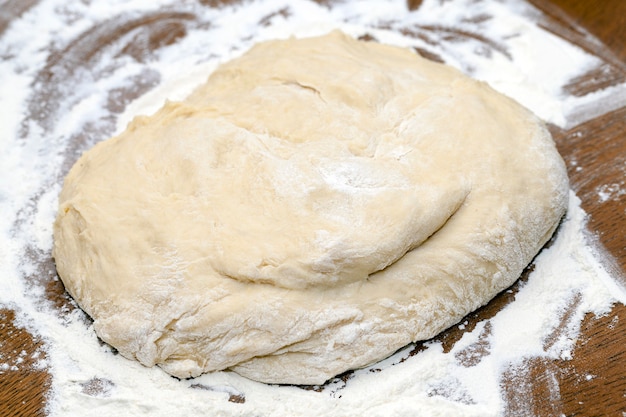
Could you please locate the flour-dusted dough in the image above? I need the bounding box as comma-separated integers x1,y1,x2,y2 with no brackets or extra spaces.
53,31,568,385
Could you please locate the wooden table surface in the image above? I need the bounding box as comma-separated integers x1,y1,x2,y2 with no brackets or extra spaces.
1,0,625,416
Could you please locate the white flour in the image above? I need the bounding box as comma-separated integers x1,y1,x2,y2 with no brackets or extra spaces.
1,0,625,416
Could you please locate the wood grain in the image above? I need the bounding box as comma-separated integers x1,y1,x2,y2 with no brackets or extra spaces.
0,310,49,417
545,0,626,62
544,107,626,417
1,1,625,416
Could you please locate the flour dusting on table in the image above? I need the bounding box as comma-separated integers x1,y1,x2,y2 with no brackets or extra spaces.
0,0,625,416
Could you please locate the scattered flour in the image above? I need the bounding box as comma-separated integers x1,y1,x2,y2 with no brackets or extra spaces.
597,181,626,203
1,0,625,416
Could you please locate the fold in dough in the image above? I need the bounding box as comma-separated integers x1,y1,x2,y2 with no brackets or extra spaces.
53,31,569,385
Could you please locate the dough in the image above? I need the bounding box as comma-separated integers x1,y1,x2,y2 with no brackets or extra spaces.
53,31,568,385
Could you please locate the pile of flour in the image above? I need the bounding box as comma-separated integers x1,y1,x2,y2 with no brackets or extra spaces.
1,0,625,416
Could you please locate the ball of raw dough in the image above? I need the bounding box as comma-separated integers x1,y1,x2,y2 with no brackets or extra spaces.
53,31,568,385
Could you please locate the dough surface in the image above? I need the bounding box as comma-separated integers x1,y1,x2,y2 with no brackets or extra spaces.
53,31,568,385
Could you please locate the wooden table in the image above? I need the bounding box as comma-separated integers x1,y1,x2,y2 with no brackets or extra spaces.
1,0,625,415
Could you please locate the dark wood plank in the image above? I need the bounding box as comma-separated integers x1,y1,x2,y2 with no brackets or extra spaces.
0,310,50,417
542,0,626,63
